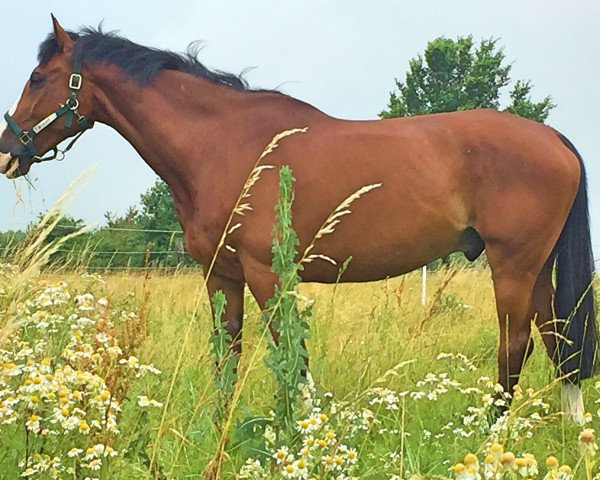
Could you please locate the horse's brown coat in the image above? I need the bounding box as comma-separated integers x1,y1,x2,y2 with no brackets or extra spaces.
0,18,594,402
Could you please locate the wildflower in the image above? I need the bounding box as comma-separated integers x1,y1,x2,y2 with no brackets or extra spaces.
138,395,163,408
64,416,80,430
67,448,83,458
298,418,311,434
322,455,335,470
558,465,572,480
489,443,503,461
515,454,537,477
295,459,308,478
452,463,477,480
523,453,538,476
119,356,139,369
483,454,500,480
84,448,96,460
498,451,515,474
345,448,358,464
79,420,90,434
93,444,105,457
303,436,315,448
464,453,479,471
308,413,322,429
579,428,598,456
299,447,312,459
282,463,296,478
95,332,110,344
87,459,102,470
274,447,290,465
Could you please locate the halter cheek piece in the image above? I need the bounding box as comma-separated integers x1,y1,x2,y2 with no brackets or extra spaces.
3,58,93,164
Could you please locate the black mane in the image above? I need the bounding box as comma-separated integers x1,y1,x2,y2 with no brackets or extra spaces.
38,26,251,90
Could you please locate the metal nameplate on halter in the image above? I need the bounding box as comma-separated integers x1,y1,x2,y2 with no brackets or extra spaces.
32,112,58,134
69,73,82,90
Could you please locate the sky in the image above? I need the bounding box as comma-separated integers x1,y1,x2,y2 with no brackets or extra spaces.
0,1,599,260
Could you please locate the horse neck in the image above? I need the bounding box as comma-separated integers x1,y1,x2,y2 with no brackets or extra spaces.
88,65,325,208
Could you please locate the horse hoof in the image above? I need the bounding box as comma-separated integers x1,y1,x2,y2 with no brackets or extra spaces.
562,383,585,425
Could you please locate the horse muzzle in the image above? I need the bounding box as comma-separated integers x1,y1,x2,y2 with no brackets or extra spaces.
0,152,29,179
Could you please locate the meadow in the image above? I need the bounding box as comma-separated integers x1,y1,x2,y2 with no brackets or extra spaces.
0,260,598,479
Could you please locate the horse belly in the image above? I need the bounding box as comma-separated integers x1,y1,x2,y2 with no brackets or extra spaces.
298,214,464,284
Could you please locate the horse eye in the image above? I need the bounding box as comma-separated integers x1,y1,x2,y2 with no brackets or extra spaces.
29,73,45,89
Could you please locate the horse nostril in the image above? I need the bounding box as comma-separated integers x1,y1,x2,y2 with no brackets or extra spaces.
0,152,15,174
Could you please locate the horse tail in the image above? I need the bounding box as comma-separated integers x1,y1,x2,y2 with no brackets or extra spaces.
553,132,597,383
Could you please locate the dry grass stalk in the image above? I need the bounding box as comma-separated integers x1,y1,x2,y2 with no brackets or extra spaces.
302,183,382,266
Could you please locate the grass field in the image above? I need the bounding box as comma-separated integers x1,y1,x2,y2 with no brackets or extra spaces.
1,264,598,479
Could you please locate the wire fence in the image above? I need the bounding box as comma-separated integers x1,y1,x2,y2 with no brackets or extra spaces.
0,220,599,271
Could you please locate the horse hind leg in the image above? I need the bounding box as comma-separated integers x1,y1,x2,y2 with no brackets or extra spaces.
531,259,585,423
485,238,558,405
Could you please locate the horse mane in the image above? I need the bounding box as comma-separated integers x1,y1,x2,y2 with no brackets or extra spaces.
37,26,255,90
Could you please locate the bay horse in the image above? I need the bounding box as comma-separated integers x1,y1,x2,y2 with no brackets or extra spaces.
0,17,596,421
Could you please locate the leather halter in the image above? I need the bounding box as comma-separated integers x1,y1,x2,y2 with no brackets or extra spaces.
3,58,93,164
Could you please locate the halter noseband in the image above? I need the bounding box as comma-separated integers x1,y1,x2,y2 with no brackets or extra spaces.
3,58,93,163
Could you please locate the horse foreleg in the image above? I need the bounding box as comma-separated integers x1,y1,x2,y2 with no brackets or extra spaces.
207,273,245,357
241,256,309,375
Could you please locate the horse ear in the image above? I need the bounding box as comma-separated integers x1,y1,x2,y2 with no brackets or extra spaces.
51,14,73,53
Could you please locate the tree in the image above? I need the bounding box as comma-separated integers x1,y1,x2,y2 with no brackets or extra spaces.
380,36,555,122
135,179,188,265
136,179,180,234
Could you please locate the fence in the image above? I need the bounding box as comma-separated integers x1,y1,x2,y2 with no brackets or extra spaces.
0,221,599,293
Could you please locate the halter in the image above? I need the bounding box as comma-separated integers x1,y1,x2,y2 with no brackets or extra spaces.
3,58,93,164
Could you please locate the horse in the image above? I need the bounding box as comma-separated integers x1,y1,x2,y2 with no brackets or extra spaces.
0,16,596,421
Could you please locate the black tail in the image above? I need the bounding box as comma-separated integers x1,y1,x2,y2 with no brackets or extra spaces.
553,133,597,383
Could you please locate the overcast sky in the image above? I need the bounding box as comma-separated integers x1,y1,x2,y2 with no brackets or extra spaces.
1,1,599,260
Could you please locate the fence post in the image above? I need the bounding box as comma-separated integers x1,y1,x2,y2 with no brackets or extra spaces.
421,265,427,307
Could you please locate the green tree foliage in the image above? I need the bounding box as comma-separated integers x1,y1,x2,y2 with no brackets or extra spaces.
380,36,555,122
136,179,180,233
136,179,184,264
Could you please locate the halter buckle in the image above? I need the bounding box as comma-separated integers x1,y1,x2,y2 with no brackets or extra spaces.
69,73,82,90
19,131,33,145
